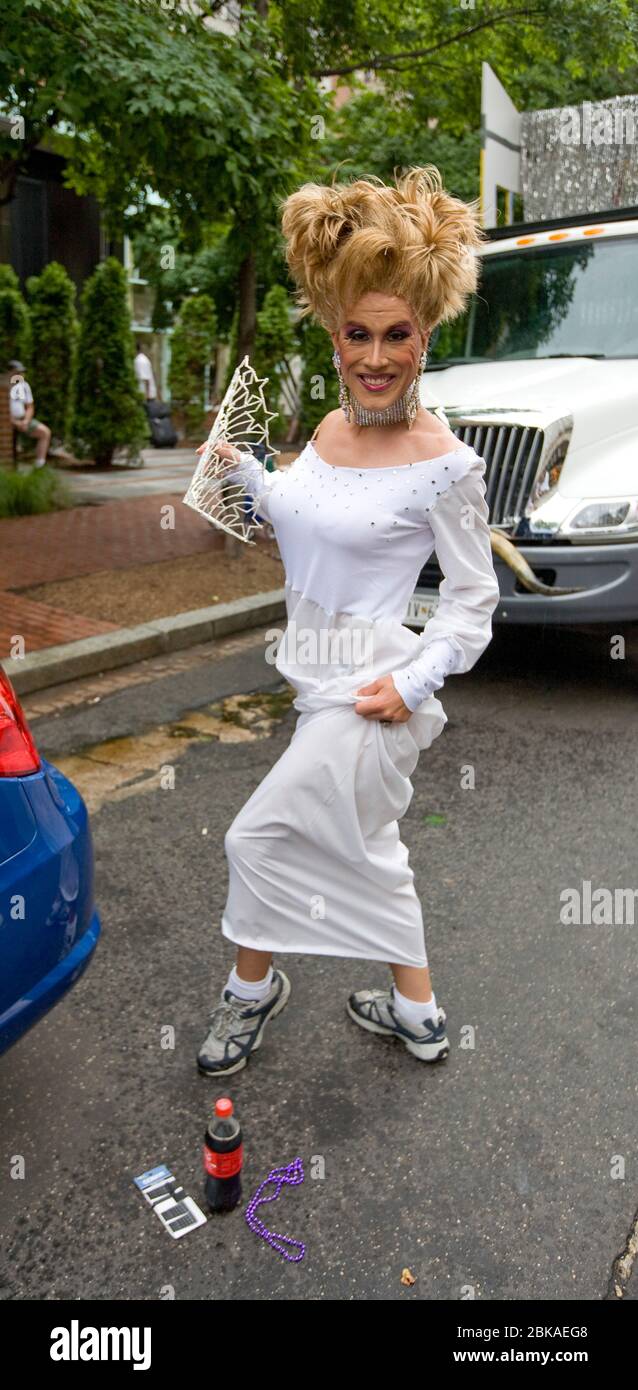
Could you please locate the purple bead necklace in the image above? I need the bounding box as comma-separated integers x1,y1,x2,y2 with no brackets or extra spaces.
244,1157,306,1261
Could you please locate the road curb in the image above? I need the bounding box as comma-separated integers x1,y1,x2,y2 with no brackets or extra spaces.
4,590,287,695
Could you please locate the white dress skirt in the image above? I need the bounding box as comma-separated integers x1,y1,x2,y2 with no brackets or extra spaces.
217,437,500,969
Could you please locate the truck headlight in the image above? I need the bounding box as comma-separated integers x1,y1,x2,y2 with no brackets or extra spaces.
559,498,638,539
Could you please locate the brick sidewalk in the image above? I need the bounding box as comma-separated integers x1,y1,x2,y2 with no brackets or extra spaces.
1,491,228,654
0,592,118,652
4,491,225,587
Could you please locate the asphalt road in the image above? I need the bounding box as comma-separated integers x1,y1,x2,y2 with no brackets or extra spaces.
1,620,637,1302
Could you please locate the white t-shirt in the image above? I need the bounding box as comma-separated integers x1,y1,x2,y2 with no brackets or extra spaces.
225,439,500,712
10,378,33,421
134,351,157,399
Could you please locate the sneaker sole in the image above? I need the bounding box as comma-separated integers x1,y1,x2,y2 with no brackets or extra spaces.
197,971,292,1077
345,999,450,1063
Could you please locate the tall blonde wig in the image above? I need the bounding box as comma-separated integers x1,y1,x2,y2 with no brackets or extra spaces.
279,165,485,334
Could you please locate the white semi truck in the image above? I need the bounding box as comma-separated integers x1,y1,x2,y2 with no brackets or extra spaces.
410,204,638,630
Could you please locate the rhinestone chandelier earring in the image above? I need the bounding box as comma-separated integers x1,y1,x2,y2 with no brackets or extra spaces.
332,348,428,430
332,348,352,423
405,347,428,429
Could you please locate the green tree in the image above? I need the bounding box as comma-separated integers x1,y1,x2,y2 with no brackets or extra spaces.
0,265,21,292
279,0,638,212
71,257,148,466
3,0,637,374
253,284,297,431
0,266,30,371
298,319,339,437
279,0,638,112
26,262,78,441
129,212,240,342
0,0,322,363
169,294,218,439
221,306,240,397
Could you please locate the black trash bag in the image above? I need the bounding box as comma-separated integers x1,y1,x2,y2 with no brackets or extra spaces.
145,400,178,447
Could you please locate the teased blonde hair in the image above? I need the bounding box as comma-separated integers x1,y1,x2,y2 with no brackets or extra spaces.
279,165,485,333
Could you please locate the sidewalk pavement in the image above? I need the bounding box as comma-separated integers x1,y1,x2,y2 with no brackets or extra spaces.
58,447,199,502
1,491,227,656
58,444,296,502
1,448,294,691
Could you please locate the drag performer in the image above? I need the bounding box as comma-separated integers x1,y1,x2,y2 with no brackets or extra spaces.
197,165,500,1075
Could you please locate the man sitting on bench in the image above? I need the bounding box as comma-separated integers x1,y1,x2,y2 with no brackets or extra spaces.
9,360,51,469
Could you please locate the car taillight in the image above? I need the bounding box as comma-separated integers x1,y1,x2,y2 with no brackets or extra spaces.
0,668,41,776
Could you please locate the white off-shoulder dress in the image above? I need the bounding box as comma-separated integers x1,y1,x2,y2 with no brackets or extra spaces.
218,433,500,968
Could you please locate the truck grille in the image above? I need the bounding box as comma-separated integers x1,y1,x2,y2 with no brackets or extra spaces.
451,422,544,530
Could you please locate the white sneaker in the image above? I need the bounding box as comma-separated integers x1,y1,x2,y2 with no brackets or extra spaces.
346,986,449,1062
197,969,291,1076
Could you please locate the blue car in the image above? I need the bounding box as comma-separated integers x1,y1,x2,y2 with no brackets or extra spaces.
0,666,101,1056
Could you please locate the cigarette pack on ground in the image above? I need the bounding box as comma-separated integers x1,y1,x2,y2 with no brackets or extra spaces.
133,1163,208,1239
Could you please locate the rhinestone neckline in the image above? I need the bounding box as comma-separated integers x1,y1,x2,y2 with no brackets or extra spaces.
306,439,474,474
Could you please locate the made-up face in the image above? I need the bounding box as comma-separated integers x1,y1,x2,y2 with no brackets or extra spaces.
331,293,430,415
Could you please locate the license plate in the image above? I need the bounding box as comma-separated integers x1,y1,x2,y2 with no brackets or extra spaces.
405,592,439,627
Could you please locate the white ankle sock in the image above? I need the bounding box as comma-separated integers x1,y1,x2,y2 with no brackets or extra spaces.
226,964,273,1001
392,984,438,1027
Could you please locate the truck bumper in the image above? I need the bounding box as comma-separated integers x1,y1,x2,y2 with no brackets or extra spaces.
413,539,638,628
491,539,638,625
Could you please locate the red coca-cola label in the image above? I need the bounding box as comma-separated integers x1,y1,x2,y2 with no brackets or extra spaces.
203,1142,243,1179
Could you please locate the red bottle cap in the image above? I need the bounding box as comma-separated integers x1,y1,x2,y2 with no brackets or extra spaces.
215,1098,233,1118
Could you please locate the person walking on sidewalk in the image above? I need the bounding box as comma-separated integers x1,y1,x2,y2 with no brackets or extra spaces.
133,343,158,403
9,361,51,469
196,166,500,1077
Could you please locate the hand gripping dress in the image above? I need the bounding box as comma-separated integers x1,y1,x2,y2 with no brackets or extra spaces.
218,434,500,968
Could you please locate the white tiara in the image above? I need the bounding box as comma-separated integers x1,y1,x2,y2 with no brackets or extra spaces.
182,355,280,545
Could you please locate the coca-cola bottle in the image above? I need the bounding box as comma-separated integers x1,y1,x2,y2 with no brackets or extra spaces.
203,1098,243,1213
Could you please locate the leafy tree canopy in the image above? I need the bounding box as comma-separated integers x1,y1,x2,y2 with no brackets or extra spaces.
4,0,636,241
0,0,326,246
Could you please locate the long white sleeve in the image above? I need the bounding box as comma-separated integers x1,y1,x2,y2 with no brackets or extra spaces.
221,449,279,523
391,458,500,712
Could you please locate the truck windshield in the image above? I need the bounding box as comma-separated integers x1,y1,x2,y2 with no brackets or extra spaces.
429,234,638,363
